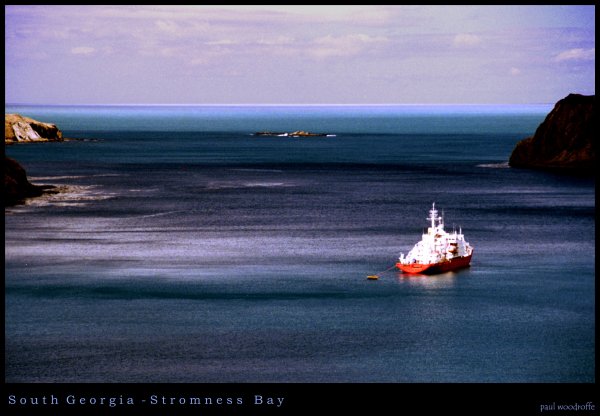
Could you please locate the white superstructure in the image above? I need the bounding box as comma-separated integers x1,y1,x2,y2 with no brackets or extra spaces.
398,203,473,266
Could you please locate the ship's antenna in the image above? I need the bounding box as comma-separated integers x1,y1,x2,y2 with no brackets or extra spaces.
429,202,437,230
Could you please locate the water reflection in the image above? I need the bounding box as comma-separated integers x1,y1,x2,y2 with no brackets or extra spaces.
395,272,457,289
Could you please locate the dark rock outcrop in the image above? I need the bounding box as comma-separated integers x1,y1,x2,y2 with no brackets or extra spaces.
5,113,64,144
253,130,331,137
4,156,56,206
508,94,595,174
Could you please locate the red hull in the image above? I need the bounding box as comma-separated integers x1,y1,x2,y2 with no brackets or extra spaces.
396,253,472,275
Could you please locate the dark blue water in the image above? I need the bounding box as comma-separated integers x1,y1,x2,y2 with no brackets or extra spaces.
5,105,594,382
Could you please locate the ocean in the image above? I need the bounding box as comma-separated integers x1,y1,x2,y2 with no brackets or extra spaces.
4,104,595,384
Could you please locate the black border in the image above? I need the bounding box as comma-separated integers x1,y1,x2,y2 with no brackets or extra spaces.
4,383,598,414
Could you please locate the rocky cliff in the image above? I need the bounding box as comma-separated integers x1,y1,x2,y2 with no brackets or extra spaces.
4,157,56,206
5,113,64,143
5,113,63,206
508,94,595,174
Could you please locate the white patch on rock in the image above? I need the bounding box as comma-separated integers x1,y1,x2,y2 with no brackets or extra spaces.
12,121,44,142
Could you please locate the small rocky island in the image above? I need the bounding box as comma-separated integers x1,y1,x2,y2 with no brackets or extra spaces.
253,130,332,137
508,94,595,174
4,113,62,206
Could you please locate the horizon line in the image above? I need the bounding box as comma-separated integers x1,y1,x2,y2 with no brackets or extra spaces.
6,102,557,107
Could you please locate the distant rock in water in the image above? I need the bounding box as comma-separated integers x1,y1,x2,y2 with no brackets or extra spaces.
4,157,56,206
253,130,331,137
508,94,595,174
5,113,64,144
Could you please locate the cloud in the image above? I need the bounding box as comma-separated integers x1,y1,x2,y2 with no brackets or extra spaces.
71,46,96,55
205,39,238,46
154,18,211,39
509,67,521,76
308,34,388,59
258,5,395,26
5,5,596,105
256,36,294,46
453,33,482,47
554,48,595,62
155,20,182,36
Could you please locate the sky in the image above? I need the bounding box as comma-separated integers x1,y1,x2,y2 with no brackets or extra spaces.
4,5,595,105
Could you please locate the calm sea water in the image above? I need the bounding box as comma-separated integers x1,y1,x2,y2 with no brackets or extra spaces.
4,104,595,383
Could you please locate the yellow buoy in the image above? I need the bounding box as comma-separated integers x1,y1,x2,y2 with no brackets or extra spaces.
367,275,379,280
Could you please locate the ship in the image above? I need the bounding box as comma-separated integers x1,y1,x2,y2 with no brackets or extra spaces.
396,203,473,274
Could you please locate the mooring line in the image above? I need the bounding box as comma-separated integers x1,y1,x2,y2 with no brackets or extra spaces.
366,264,397,280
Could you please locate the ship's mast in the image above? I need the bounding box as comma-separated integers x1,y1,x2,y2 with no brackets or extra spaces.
428,203,438,230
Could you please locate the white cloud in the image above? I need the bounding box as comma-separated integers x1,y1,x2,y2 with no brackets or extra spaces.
249,5,395,25
205,39,237,46
71,46,95,55
257,36,295,46
453,33,482,47
554,48,595,62
309,34,388,59
509,67,521,76
155,20,182,36
5,5,596,104
154,18,211,39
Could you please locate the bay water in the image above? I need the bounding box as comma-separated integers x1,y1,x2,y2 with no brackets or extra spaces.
5,104,594,383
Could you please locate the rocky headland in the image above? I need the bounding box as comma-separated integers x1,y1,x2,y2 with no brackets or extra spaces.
4,156,57,206
4,113,63,206
5,113,64,144
508,94,595,174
